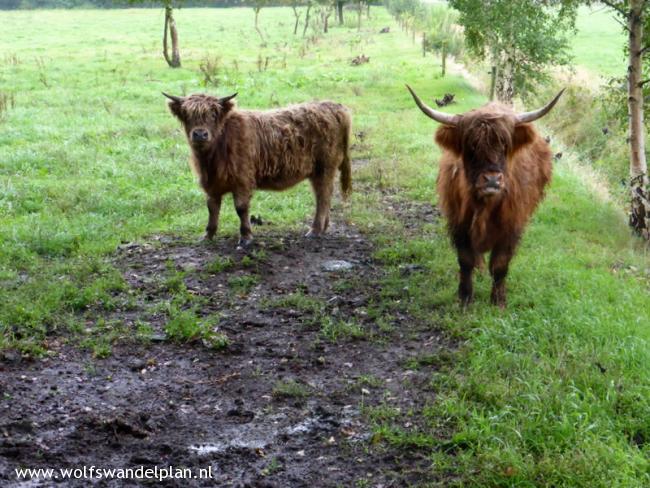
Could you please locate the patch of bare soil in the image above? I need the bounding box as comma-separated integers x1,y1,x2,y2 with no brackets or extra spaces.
0,207,449,487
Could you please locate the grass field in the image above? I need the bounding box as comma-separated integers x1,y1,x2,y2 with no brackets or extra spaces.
2,6,650,486
570,5,626,78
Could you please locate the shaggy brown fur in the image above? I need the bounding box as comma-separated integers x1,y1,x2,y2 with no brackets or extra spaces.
165,93,352,246
433,102,552,307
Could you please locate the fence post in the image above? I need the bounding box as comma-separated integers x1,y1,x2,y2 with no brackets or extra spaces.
441,41,447,77
489,66,497,100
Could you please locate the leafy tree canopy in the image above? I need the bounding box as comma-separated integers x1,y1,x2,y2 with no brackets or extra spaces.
449,0,579,99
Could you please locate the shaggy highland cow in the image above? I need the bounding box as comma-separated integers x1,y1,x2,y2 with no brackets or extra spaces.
406,85,564,307
163,92,352,247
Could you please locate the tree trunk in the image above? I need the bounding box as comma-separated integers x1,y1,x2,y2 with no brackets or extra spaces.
292,6,302,35
163,5,181,68
323,9,331,33
489,65,497,101
495,53,514,105
254,7,265,42
495,73,514,104
441,41,447,77
357,0,362,31
303,4,312,37
337,1,344,25
628,0,650,238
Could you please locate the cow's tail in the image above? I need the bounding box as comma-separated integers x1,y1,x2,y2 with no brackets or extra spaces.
339,114,352,200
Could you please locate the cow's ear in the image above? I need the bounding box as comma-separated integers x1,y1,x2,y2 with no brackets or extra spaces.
162,92,184,120
435,125,461,155
218,92,237,114
167,100,183,120
513,124,535,152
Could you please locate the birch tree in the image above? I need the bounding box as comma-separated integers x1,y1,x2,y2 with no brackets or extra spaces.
596,0,650,237
448,0,577,104
126,0,182,68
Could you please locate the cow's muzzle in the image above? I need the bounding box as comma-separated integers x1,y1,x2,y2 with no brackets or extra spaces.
190,128,210,143
477,172,504,197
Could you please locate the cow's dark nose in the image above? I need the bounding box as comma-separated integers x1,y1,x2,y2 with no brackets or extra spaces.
482,173,503,189
191,128,209,142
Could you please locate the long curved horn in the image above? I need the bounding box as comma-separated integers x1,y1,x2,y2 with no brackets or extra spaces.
405,84,460,126
516,89,565,124
219,92,238,104
162,92,184,103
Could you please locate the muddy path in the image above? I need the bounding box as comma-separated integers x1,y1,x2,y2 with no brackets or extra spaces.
0,202,449,487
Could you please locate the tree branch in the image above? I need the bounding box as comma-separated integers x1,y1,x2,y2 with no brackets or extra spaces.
638,78,650,87
600,0,629,18
612,13,632,33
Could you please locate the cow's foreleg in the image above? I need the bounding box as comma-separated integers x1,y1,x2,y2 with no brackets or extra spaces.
205,194,222,240
457,247,476,306
307,172,334,238
489,240,517,308
453,230,476,306
233,191,253,248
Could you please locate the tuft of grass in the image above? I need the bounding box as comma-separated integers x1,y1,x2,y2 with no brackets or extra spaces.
260,457,283,477
205,256,234,274
164,310,228,350
272,379,310,400
269,290,324,314
357,374,383,388
228,274,258,294
320,316,365,342
163,261,186,293
403,351,455,371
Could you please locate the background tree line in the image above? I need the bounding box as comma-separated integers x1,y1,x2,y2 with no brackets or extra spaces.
1,0,245,9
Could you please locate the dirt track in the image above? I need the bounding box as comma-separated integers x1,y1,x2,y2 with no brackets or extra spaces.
0,201,448,487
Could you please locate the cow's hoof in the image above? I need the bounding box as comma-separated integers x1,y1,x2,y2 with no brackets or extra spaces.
490,288,507,308
305,230,322,239
490,296,507,309
236,238,253,250
204,233,215,241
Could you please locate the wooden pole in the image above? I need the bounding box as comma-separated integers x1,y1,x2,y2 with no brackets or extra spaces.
441,41,447,77
489,66,497,100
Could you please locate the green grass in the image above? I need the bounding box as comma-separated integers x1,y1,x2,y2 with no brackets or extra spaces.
371,159,650,486
164,309,228,349
271,379,311,399
268,290,324,314
205,255,234,274
2,5,650,486
228,274,258,294
571,5,626,78
320,316,365,342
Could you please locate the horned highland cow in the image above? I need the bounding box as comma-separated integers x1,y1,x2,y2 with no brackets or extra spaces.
406,85,564,307
163,92,352,247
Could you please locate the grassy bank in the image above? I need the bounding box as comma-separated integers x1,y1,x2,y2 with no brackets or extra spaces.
2,6,650,486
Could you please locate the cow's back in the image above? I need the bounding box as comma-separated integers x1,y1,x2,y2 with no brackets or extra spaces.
242,102,350,188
